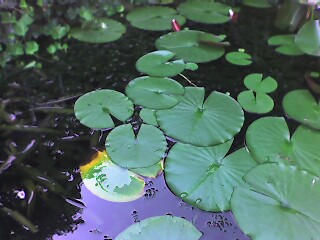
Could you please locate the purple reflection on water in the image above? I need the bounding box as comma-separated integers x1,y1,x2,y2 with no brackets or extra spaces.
53,174,249,240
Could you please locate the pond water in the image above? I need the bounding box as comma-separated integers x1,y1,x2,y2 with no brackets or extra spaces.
0,2,318,240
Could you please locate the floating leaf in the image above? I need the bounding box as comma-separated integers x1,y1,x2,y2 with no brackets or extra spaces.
268,34,304,56
25,41,39,55
246,117,320,177
115,215,202,240
283,89,320,129
130,161,163,178
70,18,126,43
177,2,231,24
242,0,272,8
140,108,158,126
237,90,274,114
156,87,244,146
225,51,252,66
165,140,257,212
136,50,185,77
125,76,184,110
126,6,186,31
185,62,198,71
231,162,320,240
156,30,225,63
295,20,320,56
74,89,134,129
106,124,167,168
244,73,278,93
80,151,145,202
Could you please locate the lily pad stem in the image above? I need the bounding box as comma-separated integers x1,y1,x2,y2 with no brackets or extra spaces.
179,73,197,87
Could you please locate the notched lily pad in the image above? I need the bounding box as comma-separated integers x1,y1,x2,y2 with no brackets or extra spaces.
225,51,252,66
268,34,304,56
283,89,320,130
106,124,167,169
295,20,320,56
244,73,278,93
237,90,274,114
74,89,134,129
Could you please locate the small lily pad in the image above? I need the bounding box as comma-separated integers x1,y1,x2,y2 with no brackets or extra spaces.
156,87,244,147
283,89,320,129
70,18,126,43
136,50,185,77
165,140,257,212
80,151,145,202
295,20,320,56
242,0,272,8
126,6,186,31
115,215,202,240
105,124,167,169
177,2,231,24
231,162,320,240
156,30,225,63
244,73,278,93
125,76,184,110
237,90,274,114
268,34,304,56
225,51,252,66
74,89,134,129
140,108,158,126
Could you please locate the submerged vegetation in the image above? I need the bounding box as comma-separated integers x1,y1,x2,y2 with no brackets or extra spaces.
1,0,320,239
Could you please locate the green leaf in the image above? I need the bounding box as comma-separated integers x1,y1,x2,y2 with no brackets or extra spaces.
79,6,94,21
165,140,257,212
6,43,24,56
105,124,167,168
231,162,320,240
136,50,186,77
50,25,70,40
242,0,272,8
13,14,33,36
156,87,244,146
1,12,17,23
237,90,274,114
185,62,198,71
283,89,320,129
268,34,304,56
130,161,163,178
125,76,184,110
126,6,186,31
156,30,225,63
71,18,126,43
140,108,158,126
80,150,145,202
246,117,320,177
74,89,134,129
47,44,57,54
25,41,39,55
295,20,320,56
177,2,231,24
225,51,252,66
115,215,202,240
244,73,278,93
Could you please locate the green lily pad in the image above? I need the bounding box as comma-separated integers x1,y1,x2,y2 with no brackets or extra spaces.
283,89,320,129
140,108,158,126
156,87,244,147
231,162,320,240
244,73,278,93
165,140,257,212
268,34,304,56
295,20,320,56
80,150,145,202
242,0,272,8
136,50,185,77
225,51,252,66
105,124,167,169
125,76,184,110
156,30,225,63
74,89,134,129
246,117,320,177
126,6,186,31
237,90,274,114
115,215,202,240
130,161,163,178
70,18,126,43
177,2,231,24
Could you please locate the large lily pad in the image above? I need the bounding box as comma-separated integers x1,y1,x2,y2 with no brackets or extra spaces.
126,6,186,31
74,89,134,129
244,73,278,93
237,90,274,114
80,151,145,202
177,2,231,24
283,89,320,129
70,18,126,43
125,76,184,110
115,215,202,240
105,124,167,169
136,50,185,77
165,140,257,212
246,117,320,177
268,34,304,56
295,20,320,56
156,30,225,63
156,87,244,146
225,51,252,66
231,162,320,240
